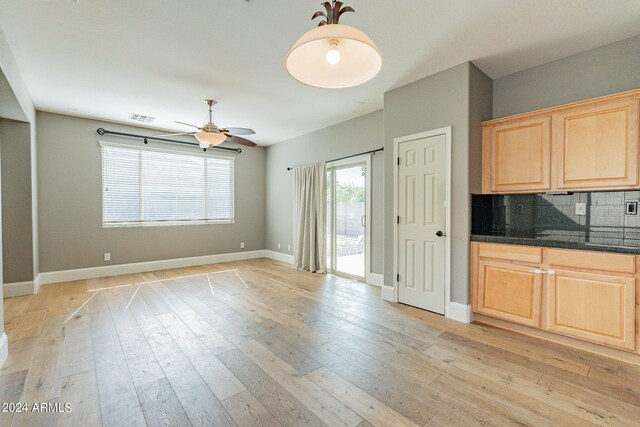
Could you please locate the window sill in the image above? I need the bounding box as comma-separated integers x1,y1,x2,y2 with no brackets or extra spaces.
103,220,235,228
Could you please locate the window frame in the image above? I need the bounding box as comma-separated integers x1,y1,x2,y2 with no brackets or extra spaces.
100,141,235,228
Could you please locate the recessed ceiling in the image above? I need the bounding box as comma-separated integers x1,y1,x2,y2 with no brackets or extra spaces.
1,0,639,145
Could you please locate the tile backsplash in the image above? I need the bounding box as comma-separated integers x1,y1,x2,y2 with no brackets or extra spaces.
472,191,640,248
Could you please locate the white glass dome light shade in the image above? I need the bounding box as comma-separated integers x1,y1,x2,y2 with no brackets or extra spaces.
286,24,383,89
195,131,227,147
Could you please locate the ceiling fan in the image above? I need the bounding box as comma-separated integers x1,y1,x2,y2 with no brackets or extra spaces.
157,99,257,148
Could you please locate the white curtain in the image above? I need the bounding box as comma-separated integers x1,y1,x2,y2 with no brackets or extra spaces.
293,163,326,273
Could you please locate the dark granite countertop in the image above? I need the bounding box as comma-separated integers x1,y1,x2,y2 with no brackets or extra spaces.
471,234,640,255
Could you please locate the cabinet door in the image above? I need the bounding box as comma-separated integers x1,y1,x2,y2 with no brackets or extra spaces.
477,260,543,327
487,117,551,193
546,270,635,350
554,99,639,190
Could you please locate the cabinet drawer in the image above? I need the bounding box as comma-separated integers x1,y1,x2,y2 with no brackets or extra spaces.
547,248,635,274
478,243,542,264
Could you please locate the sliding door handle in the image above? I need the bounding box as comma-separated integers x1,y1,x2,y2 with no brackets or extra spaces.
361,215,366,227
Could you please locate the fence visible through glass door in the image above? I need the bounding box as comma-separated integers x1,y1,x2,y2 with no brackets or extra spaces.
327,164,366,279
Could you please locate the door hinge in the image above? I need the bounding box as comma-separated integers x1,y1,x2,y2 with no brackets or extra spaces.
397,157,400,165
397,273,400,282
397,216,400,224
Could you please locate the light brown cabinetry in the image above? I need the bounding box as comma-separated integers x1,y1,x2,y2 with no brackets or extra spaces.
482,90,640,194
546,269,635,350
476,260,542,327
553,99,639,190
471,242,638,353
487,117,551,193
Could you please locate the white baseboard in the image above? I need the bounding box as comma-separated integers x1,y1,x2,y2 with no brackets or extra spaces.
382,285,396,302
446,302,473,324
36,250,275,286
4,249,350,296
367,273,384,287
263,250,294,265
0,333,7,368
3,280,38,298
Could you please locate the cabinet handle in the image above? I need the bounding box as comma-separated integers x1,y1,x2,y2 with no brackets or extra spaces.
546,269,556,275
528,269,543,274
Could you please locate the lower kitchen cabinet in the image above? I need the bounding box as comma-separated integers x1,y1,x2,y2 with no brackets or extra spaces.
476,260,542,328
471,242,638,354
546,269,635,351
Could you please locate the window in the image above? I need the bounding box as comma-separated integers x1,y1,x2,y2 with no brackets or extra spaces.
101,142,234,227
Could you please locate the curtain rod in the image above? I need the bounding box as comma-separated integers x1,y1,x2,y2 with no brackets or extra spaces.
96,128,243,153
286,147,383,171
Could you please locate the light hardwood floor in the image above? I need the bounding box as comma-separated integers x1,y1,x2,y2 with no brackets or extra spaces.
2,258,640,426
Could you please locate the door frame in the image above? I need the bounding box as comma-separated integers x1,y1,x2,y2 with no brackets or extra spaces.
392,126,452,315
326,154,372,284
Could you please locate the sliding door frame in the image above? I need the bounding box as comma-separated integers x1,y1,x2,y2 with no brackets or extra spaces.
326,154,372,283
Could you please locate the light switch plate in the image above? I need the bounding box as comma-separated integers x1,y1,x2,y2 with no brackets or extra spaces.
575,202,587,216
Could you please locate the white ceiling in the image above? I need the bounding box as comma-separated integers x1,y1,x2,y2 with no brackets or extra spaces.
1,0,640,145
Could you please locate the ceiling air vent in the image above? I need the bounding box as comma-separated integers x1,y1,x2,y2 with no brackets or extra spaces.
128,113,156,123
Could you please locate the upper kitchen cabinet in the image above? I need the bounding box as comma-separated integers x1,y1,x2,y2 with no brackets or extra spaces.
553,99,639,190
483,116,551,193
481,89,640,194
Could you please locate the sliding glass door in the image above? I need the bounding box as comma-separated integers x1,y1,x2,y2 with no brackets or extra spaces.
326,158,369,281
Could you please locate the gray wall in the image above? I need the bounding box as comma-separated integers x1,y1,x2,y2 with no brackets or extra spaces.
384,62,492,305
30,120,38,278
0,26,35,123
0,22,38,296
494,34,640,118
0,122,3,330
0,27,38,349
37,112,266,272
265,110,384,274
469,63,494,195
0,119,34,283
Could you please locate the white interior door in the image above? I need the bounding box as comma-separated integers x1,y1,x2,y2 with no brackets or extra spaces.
397,134,446,314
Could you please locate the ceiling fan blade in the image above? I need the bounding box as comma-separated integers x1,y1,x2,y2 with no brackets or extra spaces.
153,132,193,138
220,127,256,136
175,121,202,129
225,134,257,147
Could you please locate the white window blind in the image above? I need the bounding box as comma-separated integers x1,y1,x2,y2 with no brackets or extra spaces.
101,142,234,227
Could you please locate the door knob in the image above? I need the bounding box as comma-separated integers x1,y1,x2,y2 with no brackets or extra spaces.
436,231,445,237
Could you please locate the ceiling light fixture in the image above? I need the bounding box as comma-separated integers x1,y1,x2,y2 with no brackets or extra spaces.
194,131,227,148
286,1,383,89
155,99,257,148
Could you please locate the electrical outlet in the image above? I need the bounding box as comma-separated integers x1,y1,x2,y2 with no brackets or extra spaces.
104,253,111,261
240,242,245,249
575,202,587,216
278,243,281,249
288,244,291,251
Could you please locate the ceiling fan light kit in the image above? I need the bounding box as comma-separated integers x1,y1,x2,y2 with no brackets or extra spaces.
195,130,227,147
154,99,257,148
286,1,383,89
